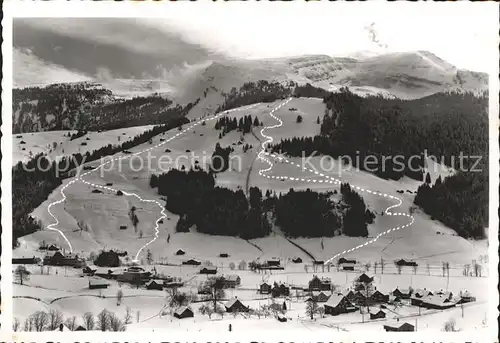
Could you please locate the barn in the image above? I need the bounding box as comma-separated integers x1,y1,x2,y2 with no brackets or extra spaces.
383,322,415,332
146,280,163,290
225,297,249,313
324,294,357,316
200,266,218,274
174,306,194,319
369,309,386,320
259,282,272,294
88,278,110,289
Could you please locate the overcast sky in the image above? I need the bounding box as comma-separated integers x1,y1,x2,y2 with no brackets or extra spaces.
147,1,498,72
12,1,498,78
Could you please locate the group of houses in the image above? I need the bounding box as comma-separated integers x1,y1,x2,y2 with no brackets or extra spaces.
259,281,291,298
43,251,86,268
170,297,253,321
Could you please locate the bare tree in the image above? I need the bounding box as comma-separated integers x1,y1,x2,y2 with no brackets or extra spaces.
14,265,31,285
199,304,214,319
13,317,20,332
238,260,247,270
318,307,325,318
443,318,456,332
365,262,371,272
109,312,126,332
427,262,431,276
463,264,471,277
373,261,378,274
304,264,308,273
136,310,141,323
380,258,384,274
82,312,95,331
97,309,110,331
229,262,236,270
412,264,418,275
64,316,77,331
31,311,49,332
117,289,124,306
473,262,482,277
24,317,34,332
124,307,133,324
146,249,153,265
48,308,64,331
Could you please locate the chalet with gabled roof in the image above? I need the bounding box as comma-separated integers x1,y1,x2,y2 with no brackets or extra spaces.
369,308,386,319
324,294,357,316
225,297,249,313
308,275,331,291
383,322,415,332
174,306,194,319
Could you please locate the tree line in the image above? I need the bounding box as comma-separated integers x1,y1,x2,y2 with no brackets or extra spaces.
151,169,374,238
214,115,263,137
279,85,488,239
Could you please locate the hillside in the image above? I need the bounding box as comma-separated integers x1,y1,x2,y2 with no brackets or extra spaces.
12,82,196,133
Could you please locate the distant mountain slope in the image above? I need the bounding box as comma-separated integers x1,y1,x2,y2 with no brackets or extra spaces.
12,82,196,133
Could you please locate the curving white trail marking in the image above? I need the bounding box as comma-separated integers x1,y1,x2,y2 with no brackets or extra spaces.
45,104,259,258
257,98,415,265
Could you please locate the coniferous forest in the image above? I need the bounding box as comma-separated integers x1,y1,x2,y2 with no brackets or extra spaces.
150,169,374,239
278,85,488,239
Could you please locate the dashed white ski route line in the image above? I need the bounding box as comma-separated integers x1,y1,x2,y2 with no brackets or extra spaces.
257,97,415,265
45,103,259,260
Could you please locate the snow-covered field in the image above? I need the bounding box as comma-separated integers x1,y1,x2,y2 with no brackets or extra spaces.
13,125,155,165
13,98,490,332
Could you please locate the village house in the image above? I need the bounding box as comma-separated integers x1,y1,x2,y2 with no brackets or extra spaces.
75,326,87,331
391,287,412,299
324,294,358,316
383,322,415,332
43,251,82,267
369,290,389,304
395,259,418,267
342,263,355,271
457,291,476,304
182,259,201,266
414,288,433,298
272,282,290,298
12,257,39,265
88,278,110,289
174,306,194,319
292,257,302,263
435,289,453,300
419,295,456,310
219,253,229,258
222,275,241,288
338,257,356,265
200,266,218,275
225,297,249,313
118,266,151,283
145,280,163,290
305,291,330,303
342,289,356,302
356,273,374,284
266,258,281,267
369,308,386,320
308,275,332,291
352,290,367,306
259,282,272,294
175,249,185,256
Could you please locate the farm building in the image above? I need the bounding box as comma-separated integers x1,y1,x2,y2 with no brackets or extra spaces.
342,263,355,271
369,290,389,304
44,251,83,267
324,294,357,316
266,258,281,267
313,260,325,265
414,288,433,298
88,278,110,289
225,297,249,313
305,291,330,303
200,266,218,274
419,295,456,310
175,249,185,255
118,266,151,283
308,275,331,291
222,275,241,288
145,280,163,290
259,282,272,294
395,259,418,267
338,258,356,265
219,253,229,258
352,291,367,306
47,244,60,251
75,326,87,331
369,309,386,320
383,322,415,332
292,257,302,263
12,257,39,265
183,259,202,266
391,288,412,299
356,273,374,284
271,283,290,297
174,307,194,319
457,291,476,304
